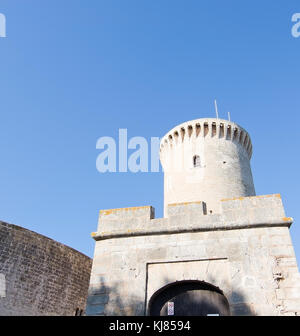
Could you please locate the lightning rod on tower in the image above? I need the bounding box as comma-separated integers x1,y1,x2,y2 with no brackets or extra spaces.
214,100,219,119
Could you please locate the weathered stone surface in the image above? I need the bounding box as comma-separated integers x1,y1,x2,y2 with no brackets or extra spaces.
0,221,92,316
87,218,300,316
92,195,292,241
87,193,300,316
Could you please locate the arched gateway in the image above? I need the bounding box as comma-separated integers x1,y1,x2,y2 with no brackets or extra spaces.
148,280,230,316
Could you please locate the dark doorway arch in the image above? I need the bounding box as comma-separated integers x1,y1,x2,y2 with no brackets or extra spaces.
148,280,230,316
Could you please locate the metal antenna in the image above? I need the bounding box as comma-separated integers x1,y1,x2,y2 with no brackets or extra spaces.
214,100,219,119
228,111,231,121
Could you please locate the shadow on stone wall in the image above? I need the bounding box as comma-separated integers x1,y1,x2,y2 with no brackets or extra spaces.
87,277,145,316
87,277,255,316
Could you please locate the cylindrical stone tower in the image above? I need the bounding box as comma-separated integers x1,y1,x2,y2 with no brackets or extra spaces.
160,118,256,216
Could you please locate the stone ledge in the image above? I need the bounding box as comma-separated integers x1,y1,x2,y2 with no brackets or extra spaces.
92,218,293,241
93,194,292,241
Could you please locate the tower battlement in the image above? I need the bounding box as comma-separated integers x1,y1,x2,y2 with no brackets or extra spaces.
92,194,291,241
160,118,252,159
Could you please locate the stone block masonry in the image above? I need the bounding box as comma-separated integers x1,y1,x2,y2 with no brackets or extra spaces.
87,194,300,316
0,221,92,316
92,195,292,241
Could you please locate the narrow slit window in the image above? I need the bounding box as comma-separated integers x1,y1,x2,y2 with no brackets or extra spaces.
193,155,201,168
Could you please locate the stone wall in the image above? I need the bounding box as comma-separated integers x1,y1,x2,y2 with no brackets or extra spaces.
0,221,92,316
87,194,300,316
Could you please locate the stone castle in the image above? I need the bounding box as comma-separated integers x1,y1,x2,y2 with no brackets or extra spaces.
86,118,300,316
1,117,299,316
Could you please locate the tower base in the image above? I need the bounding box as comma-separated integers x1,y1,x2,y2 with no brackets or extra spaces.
87,194,300,316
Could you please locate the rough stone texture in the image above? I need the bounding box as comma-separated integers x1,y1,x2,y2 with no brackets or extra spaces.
92,195,291,240
87,195,300,316
0,221,92,316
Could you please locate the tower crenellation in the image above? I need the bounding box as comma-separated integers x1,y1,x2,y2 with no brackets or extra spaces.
160,118,252,160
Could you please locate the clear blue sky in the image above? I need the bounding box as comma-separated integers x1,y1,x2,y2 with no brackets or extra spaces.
0,1,299,260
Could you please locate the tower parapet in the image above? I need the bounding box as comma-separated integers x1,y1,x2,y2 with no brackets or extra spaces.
160,118,256,216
